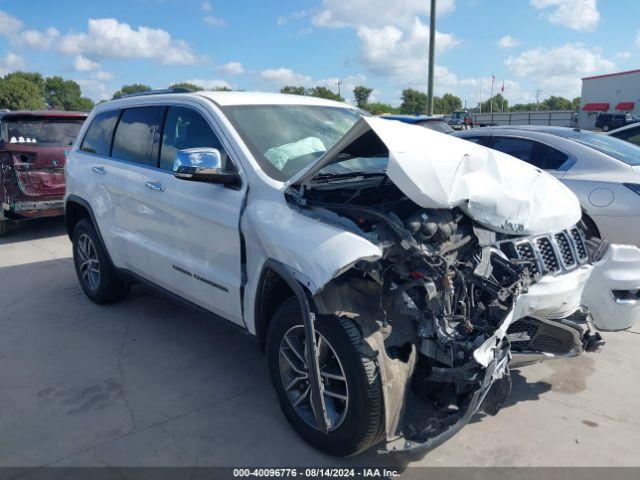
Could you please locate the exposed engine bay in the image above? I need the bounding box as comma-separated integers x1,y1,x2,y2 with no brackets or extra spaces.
290,177,603,452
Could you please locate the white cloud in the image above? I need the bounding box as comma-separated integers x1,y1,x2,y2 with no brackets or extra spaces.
530,0,600,31
506,42,614,98
0,52,26,76
94,70,114,81
497,35,521,49
636,31,640,49
259,68,312,86
59,18,197,65
0,10,22,36
217,61,244,75
184,78,232,90
311,0,456,29
277,10,312,27
20,27,60,49
201,1,212,12
357,18,460,81
203,16,226,28
76,78,112,101
616,51,631,61
73,54,100,71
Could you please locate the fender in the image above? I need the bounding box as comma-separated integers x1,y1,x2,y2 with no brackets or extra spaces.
259,259,332,434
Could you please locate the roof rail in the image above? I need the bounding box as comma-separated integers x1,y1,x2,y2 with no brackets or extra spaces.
119,87,194,99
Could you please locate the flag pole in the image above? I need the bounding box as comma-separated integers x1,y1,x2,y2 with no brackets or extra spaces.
426,0,436,115
490,74,495,114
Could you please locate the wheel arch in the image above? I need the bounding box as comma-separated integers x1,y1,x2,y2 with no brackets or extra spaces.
254,259,311,342
65,195,115,267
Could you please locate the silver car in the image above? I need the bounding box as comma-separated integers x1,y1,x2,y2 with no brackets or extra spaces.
455,126,640,247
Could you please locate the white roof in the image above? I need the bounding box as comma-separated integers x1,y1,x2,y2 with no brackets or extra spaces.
196,91,350,108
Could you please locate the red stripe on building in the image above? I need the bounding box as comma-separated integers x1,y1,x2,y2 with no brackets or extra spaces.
582,69,640,81
615,102,635,110
582,103,610,111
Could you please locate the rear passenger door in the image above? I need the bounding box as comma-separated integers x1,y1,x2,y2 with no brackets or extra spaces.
138,105,246,325
487,136,571,179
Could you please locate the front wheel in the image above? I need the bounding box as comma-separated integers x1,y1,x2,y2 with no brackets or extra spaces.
602,124,610,132
266,298,384,456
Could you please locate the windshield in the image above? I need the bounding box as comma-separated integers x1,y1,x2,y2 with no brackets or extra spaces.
572,132,640,166
1,117,85,146
222,105,372,181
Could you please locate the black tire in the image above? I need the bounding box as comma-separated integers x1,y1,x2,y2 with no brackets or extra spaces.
581,213,600,239
602,124,610,132
72,218,130,304
0,220,6,237
266,298,384,457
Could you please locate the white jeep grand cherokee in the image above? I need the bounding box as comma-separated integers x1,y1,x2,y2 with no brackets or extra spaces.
64,90,640,456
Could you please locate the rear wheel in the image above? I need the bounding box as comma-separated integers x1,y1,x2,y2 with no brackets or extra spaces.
72,219,130,304
602,124,610,132
266,298,384,456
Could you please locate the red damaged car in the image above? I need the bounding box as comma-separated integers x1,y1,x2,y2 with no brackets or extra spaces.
0,110,87,235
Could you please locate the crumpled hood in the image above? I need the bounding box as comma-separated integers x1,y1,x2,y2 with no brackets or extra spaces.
291,116,581,236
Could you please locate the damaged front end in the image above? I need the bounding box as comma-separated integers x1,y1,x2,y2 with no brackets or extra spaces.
306,200,533,453
280,116,621,454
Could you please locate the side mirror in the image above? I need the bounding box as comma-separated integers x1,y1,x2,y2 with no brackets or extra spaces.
173,148,239,186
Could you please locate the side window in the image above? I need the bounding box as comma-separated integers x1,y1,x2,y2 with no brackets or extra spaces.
490,137,535,163
460,136,483,144
625,132,640,146
490,137,568,170
159,107,224,171
536,144,568,170
111,106,162,165
80,110,120,156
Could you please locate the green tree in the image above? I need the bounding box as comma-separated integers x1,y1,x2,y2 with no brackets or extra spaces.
112,84,152,99
307,86,343,102
280,86,306,95
353,85,373,109
213,86,232,91
542,95,572,111
400,88,428,114
481,93,508,113
44,76,94,111
572,97,581,110
169,82,204,91
364,102,398,115
0,73,46,110
436,93,462,114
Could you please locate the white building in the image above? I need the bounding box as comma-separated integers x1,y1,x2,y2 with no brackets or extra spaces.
578,69,640,130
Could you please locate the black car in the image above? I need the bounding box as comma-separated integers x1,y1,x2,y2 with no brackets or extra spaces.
595,113,639,132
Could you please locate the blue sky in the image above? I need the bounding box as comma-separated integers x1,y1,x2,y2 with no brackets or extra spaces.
0,0,638,106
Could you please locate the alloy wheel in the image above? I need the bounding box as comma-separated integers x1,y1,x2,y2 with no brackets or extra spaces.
278,325,349,432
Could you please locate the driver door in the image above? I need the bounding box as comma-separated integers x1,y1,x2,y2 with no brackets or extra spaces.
138,105,245,325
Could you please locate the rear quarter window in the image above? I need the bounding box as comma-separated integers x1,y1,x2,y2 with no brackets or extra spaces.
80,110,120,156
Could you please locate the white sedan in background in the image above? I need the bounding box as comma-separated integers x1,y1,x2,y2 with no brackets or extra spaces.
455,126,640,247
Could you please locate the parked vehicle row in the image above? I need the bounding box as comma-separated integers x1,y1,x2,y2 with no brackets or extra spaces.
63,91,640,456
595,113,640,132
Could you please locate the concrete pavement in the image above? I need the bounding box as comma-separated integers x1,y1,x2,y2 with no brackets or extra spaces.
1,218,639,471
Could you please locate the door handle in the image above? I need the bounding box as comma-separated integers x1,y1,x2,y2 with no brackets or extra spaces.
145,181,165,192
92,166,106,174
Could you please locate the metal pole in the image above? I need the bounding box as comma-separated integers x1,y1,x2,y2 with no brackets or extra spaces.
427,0,436,115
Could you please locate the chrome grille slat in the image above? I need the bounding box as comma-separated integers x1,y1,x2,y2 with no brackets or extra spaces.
536,236,561,273
570,227,589,263
499,226,586,277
